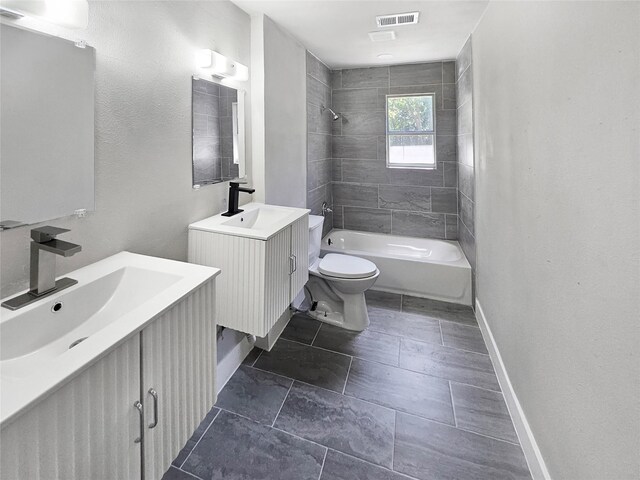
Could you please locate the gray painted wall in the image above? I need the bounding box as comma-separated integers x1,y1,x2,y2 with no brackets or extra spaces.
329,62,458,240
456,38,476,297
473,2,640,478
306,52,333,236
0,1,251,297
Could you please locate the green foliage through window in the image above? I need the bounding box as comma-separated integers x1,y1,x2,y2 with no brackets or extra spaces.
387,95,434,132
386,93,436,168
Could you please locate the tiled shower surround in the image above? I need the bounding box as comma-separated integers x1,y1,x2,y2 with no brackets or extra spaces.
329,61,459,239
456,38,477,289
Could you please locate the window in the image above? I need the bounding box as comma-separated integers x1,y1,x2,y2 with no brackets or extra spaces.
386,93,436,168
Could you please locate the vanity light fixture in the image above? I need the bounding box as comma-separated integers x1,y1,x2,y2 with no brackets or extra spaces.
196,49,248,81
0,0,88,29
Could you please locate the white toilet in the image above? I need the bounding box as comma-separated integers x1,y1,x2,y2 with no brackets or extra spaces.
304,215,379,331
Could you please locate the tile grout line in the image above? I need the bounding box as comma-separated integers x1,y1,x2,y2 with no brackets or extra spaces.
310,322,323,346
342,356,354,394
256,333,499,393
401,333,492,357
317,448,329,480
250,364,398,415
449,380,458,427
391,410,397,470
271,424,336,452
173,466,204,480
280,337,353,360
325,447,421,480
398,410,523,447
251,348,264,366
271,380,295,428
287,331,400,368
179,408,221,470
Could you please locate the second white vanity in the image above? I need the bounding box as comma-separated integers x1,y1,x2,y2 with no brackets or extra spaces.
0,252,220,480
188,202,309,339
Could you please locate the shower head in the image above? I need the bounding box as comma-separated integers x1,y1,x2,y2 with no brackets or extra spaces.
321,105,341,121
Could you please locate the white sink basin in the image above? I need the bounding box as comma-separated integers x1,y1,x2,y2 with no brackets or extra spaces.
190,202,309,240
222,205,293,230
0,252,220,425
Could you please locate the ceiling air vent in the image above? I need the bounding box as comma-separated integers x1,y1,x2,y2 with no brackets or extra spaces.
376,12,420,28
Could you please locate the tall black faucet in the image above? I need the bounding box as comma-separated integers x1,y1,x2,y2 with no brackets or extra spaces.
222,182,256,217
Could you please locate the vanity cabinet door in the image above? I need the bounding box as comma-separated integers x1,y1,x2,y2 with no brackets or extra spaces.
263,226,293,334
0,335,142,480
141,279,217,480
289,213,309,301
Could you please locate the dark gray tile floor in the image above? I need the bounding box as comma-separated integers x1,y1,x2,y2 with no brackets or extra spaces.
166,293,532,480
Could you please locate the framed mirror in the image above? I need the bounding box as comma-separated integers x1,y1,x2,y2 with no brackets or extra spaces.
0,24,95,227
191,77,245,187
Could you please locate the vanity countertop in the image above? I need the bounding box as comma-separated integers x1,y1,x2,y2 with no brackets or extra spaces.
0,252,220,427
189,202,310,241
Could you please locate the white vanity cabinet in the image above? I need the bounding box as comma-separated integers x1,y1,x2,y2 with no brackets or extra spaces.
0,278,217,480
0,334,142,479
141,281,216,480
188,204,309,337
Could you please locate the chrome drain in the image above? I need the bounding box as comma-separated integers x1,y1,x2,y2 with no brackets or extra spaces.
69,337,88,349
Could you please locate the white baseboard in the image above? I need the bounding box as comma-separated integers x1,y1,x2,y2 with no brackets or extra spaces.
216,310,293,394
475,300,551,480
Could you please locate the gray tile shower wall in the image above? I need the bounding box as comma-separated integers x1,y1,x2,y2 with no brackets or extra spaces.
456,37,476,298
330,61,458,240
306,52,333,236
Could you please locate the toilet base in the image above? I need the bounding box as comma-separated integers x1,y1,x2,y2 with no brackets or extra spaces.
305,277,371,332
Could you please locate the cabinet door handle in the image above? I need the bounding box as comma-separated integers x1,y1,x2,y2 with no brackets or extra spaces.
133,401,144,444
148,388,159,429
289,255,294,275
292,254,297,273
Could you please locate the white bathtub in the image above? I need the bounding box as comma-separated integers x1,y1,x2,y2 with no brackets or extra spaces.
321,230,472,305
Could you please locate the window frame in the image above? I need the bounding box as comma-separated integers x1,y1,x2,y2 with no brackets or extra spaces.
385,92,437,169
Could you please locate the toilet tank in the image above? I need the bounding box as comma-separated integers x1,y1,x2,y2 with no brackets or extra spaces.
308,215,325,267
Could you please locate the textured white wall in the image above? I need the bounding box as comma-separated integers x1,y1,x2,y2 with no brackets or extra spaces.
0,1,251,297
263,15,307,208
250,14,307,208
473,2,640,479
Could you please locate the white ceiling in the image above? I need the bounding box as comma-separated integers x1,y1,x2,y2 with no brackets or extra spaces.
232,0,489,69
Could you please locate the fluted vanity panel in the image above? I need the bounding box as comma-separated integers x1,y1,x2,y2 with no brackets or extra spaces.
290,215,310,298
0,335,142,480
142,279,217,480
264,228,293,331
189,229,266,334
189,224,304,337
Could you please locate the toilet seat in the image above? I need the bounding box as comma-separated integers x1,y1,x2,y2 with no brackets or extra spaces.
318,253,377,279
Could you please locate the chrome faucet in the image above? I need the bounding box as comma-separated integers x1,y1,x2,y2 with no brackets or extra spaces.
1,226,82,310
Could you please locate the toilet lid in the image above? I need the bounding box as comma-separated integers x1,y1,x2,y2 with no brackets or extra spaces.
318,254,377,279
